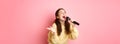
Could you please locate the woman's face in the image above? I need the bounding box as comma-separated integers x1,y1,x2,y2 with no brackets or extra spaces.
57,9,66,21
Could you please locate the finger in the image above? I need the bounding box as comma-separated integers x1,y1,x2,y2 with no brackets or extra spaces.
47,27,52,30
47,26,52,29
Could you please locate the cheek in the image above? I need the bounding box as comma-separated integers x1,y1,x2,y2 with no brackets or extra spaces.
59,14,63,18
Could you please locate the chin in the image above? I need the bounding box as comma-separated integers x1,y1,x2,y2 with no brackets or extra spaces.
60,19,65,21
62,19,66,21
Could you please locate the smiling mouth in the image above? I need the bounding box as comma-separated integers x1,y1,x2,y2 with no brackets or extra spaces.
63,16,66,19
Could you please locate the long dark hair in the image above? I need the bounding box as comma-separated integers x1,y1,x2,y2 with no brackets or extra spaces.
55,8,71,36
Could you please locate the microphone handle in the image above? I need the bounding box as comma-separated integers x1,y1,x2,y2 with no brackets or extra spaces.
72,21,80,25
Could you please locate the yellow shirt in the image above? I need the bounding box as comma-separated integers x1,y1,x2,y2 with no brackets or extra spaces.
48,23,79,44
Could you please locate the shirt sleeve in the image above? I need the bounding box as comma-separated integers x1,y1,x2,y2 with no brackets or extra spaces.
48,23,59,44
69,23,79,40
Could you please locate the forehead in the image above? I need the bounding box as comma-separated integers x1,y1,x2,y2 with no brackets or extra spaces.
59,9,66,13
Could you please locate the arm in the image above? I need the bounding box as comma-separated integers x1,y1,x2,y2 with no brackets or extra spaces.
69,22,79,40
48,23,59,44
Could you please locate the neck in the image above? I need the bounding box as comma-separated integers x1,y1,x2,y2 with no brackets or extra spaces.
59,20,65,24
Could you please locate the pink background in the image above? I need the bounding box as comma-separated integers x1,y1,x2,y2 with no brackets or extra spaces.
0,0,120,44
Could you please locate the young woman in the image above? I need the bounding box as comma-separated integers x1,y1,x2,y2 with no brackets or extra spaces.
47,8,79,44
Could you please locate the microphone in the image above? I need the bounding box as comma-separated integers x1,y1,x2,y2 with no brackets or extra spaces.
66,17,80,26
72,21,80,25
